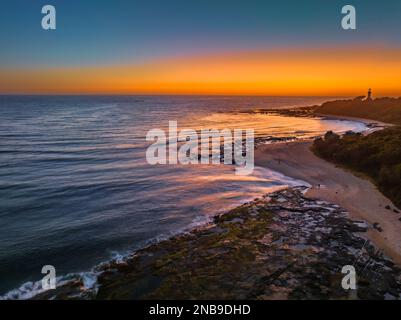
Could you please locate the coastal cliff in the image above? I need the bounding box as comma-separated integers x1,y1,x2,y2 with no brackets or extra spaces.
315,97,401,125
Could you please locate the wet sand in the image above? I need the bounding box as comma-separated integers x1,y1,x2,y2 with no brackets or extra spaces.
255,140,401,265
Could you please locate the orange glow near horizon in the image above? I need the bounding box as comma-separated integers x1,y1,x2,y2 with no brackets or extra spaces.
2,45,401,96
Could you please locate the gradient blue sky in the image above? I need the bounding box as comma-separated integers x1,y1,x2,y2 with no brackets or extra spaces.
1,0,400,68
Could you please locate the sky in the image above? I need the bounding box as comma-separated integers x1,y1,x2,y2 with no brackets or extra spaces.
1,0,401,95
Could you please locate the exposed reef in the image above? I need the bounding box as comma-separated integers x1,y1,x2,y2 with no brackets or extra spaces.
32,187,401,300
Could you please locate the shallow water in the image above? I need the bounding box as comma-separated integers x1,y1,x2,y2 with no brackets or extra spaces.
0,95,366,295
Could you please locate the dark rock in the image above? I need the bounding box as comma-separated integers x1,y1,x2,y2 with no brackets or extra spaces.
373,223,383,232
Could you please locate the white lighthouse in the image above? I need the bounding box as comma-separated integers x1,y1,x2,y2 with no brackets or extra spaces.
366,88,372,101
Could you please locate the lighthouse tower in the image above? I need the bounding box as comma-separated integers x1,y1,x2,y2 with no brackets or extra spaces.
366,88,372,101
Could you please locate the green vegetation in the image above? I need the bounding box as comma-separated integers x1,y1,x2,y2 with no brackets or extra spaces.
312,128,401,208
315,97,401,125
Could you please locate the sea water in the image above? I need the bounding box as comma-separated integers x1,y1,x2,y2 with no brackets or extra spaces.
0,95,366,296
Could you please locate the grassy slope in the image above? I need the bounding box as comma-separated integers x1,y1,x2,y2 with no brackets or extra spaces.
315,97,401,125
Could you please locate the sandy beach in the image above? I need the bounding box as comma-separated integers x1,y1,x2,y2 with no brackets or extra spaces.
255,140,401,265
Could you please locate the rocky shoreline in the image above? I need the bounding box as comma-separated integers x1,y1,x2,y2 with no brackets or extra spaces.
31,187,401,300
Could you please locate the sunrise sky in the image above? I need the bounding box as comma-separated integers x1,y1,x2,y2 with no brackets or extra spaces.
1,0,401,96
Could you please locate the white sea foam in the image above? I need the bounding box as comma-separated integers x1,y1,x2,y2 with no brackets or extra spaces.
0,271,99,300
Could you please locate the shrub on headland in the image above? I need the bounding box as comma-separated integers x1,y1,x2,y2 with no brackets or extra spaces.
312,127,401,208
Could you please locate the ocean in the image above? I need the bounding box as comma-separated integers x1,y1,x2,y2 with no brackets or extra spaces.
0,95,367,297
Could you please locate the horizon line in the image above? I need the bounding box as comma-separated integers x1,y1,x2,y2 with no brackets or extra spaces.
1,93,400,99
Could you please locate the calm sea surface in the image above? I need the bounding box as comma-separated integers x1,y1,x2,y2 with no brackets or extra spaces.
0,95,366,296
